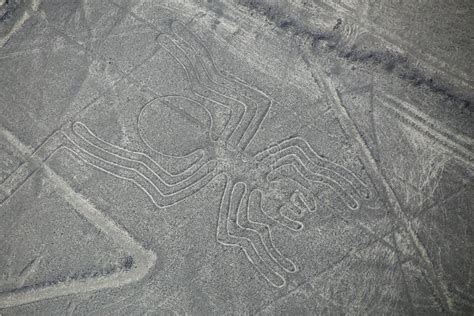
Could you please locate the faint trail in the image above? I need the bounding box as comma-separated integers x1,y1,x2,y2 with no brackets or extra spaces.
0,0,41,48
254,226,397,314
368,78,381,163
305,61,454,312
391,231,416,315
0,127,32,156
235,0,473,108
376,92,474,169
0,129,157,309
320,0,472,90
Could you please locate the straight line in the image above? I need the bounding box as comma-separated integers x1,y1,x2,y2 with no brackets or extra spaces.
0,131,156,309
255,227,397,314
310,64,453,312
376,94,474,169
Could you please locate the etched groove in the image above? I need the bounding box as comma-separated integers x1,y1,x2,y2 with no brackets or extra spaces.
137,97,218,155
161,33,254,147
157,33,247,147
161,95,230,142
290,190,313,215
243,189,298,272
170,21,272,150
216,176,286,287
258,182,305,232
375,93,474,169
63,132,219,208
0,20,377,292
266,148,360,208
338,23,368,48
72,122,213,194
0,133,156,309
0,128,64,204
229,183,293,277
322,0,472,89
269,163,317,214
255,137,371,199
312,66,454,311
379,93,474,146
273,155,358,210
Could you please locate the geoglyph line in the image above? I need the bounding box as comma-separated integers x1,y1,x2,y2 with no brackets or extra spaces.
1,12,377,291
169,21,272,150
375,93,474,169
157,33,251,149
309,65,455,311
71,122,214,196
0,127,156,309
62,131,219,209
216,176,287,287
230,182,294,281
240,189,298,273
157,21,273,152
377,92,473,147
74,119,207,185
257,138,371,196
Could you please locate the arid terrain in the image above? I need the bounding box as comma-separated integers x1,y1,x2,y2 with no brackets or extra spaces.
0,0,473,314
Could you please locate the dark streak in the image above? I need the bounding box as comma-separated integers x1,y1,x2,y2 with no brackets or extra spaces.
0,0,17,22
234,0,473,111
122,255,134,270
0,261,133,296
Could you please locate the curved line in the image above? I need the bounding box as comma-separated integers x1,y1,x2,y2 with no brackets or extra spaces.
271,156,359,210
157,34,247,146
257,137,371,198
244,189,298,272
73,121,206,189
270,150,361,206
63,133,218,208
171,21,272,150
135,97,207,165
136,96,215,152
257,188,305,232
216,176,286,288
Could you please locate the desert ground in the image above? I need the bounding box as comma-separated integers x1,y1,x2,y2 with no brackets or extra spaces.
0,0,473,314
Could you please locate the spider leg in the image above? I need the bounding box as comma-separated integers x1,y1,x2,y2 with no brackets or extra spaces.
216,176,286,287
157,33,245,146
270,154,359,211
73,122,208,186
230,182,296,274
238,188,297,273
266,164,317,214
283,137,370,198
63,131,218,208
0,129,66,204
170,21,271,150
290,191,313,216
256,137,371,200
278,202,305,228
257,186,305,232
222,73,272,151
